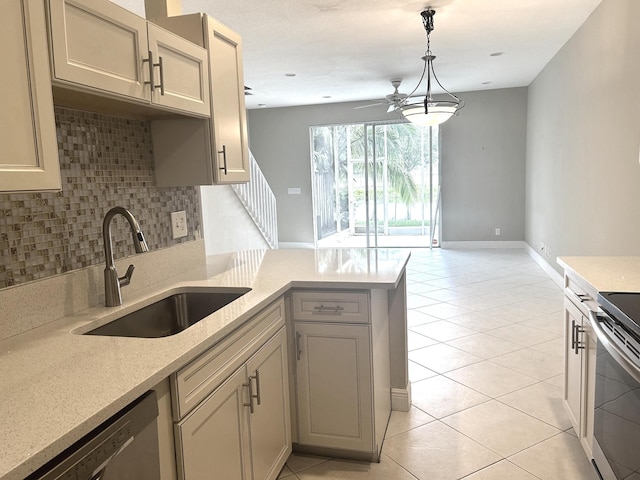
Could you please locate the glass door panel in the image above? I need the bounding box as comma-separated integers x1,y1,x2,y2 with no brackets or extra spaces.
312,121,440,248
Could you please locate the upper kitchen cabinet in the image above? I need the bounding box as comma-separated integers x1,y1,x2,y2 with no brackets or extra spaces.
151,14,250,185
47,0,210,117
206,17,250,184
0,1,61,192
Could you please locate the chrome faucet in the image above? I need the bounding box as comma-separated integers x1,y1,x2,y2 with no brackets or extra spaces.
103,207,149,307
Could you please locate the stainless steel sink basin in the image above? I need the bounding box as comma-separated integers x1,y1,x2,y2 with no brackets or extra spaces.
84,288,251,338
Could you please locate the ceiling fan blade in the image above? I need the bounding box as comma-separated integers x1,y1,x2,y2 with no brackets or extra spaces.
354,102,385,110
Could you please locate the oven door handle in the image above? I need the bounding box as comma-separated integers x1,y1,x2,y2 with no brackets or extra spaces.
588,309,640,383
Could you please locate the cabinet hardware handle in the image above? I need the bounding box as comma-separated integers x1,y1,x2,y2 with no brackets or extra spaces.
157,56,165,95
296,332,302,361
312,305,345,314
253,371,261,406
143,51,155,91
218,145,228,175
243,380,254,413
143,51,164,95
570,289,592,304
571,320,586,354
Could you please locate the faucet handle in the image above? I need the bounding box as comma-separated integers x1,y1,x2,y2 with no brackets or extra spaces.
119,264,135,287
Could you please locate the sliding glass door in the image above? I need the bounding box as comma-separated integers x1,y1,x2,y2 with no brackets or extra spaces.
311,121,440,248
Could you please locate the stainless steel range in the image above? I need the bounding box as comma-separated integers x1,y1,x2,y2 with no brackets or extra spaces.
590,292,640,480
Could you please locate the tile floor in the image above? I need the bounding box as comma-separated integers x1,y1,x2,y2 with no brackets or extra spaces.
279,248,599,480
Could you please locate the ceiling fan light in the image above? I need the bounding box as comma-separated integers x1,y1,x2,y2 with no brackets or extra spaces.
401,104,457,127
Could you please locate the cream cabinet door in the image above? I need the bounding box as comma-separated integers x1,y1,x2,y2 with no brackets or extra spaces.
147,23,210,116
295,322,373,452
563,298,597,457
205,16,250,183
176,366,252,480
0,1,60,192
48,0,150,101
246,329,291,480
563,299,583,433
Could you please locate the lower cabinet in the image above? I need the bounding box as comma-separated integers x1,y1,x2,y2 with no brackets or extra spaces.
563,275,598,458
177,366,251,479
290,289,390,461
173,299,291,480
246,330,291,480
295,322,373,452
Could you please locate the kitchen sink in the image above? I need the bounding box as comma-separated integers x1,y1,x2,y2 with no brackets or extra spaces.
84,288,251,338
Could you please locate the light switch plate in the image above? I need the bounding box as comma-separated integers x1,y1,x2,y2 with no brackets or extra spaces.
171,211,187,239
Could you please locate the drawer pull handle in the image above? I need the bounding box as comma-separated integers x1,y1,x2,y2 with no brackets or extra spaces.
296,332,302,361
313,305,345,314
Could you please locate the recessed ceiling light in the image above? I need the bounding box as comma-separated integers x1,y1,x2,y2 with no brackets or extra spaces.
258,104,267,107
490,52,504,57
284,73,296,77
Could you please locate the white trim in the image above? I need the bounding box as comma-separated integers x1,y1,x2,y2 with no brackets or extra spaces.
524,243,563,288
278,242,315,249
441,240,526,249
391,383,411,412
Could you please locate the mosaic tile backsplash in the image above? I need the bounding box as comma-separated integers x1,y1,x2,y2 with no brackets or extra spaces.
0,107,200,289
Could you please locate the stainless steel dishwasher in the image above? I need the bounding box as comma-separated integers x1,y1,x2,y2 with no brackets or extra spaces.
27,390,161,480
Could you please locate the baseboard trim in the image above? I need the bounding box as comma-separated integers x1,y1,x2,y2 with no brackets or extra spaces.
441,240,526,249
278,242,315,249
524,243,563,288
391,384,411,412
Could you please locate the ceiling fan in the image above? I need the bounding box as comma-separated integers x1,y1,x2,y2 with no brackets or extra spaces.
355,79,409,112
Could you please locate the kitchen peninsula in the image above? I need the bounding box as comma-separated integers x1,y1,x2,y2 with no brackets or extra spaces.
0,246,410,480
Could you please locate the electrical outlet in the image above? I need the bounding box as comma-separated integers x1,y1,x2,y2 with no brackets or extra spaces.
495,228,501,236
171,211,187,239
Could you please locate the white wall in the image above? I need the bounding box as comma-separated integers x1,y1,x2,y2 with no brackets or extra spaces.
200,185,269,255
526,0,640,271
248,89,528,245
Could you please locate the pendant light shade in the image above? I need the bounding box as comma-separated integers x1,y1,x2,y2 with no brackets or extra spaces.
398,9,463,126
401,103,457,126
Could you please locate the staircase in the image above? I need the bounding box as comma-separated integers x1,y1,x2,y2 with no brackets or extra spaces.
231,151,278,248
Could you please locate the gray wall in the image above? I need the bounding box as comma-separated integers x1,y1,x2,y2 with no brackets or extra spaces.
442,88,527,241
526,0,640,271
248,88,528,245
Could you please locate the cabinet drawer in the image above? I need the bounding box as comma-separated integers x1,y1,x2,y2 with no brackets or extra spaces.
564,273,598,315
292,290,369,323
172,298,284,419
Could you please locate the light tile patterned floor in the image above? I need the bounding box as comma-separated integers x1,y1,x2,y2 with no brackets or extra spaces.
279,248,598,480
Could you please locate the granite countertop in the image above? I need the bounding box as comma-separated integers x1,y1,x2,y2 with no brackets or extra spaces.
0,248,410,480
558,256,640,293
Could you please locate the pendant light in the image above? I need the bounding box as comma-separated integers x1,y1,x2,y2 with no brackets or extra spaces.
399,8,463,126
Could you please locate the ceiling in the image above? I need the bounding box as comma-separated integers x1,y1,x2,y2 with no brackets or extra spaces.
114,0,603,109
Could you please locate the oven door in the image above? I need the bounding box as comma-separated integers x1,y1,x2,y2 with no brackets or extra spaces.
589,310,640,480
